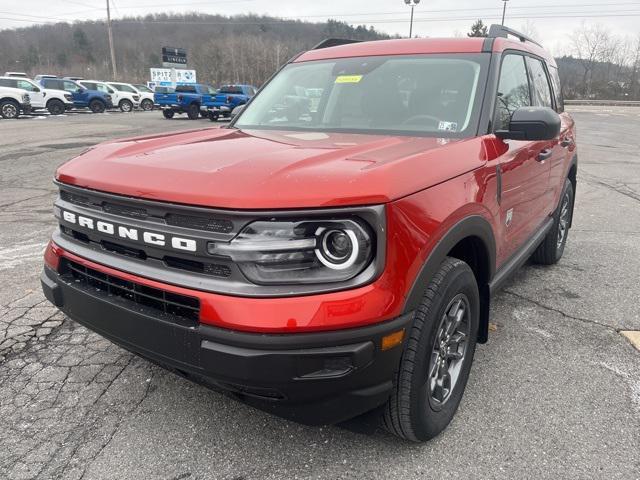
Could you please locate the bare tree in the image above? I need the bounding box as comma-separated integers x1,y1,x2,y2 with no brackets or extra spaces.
570,23,611,97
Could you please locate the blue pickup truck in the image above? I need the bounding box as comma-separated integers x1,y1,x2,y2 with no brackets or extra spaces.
38,78,113,113
154,84,216,120
207,84,257,121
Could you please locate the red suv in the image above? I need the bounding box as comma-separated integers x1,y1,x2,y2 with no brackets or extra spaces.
42,25,576,441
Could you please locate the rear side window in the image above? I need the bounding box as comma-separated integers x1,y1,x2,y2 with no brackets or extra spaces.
81,82,97,90
175,85,196,93
0,78,18,88
548,66,564,112
44,79,63,90
495,54,531,131
527,57,553,109
219,85,243,94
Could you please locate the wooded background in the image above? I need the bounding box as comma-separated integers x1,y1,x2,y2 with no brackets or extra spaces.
1,14,639,100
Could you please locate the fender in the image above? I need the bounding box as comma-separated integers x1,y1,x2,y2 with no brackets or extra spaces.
402,215,496,343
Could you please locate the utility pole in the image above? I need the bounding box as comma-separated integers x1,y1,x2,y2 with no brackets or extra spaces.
501,0,509,26
404,0,421,38
106,0,117,79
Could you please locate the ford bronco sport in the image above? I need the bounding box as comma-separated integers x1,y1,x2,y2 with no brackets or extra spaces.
42,25,577,441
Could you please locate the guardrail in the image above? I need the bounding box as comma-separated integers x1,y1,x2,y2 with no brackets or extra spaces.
565,100,640,107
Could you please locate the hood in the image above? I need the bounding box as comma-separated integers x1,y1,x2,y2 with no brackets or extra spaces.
56,127,490,209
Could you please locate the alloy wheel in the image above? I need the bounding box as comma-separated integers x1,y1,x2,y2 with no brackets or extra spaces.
2,103,18,118
428,294,470,410
557,191,570,249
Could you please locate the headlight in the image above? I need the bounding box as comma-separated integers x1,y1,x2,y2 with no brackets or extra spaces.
208,219,374,285
64,94,73,101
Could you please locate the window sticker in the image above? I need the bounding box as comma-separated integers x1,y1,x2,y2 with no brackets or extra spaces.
335,75,363,84
438,121,458,132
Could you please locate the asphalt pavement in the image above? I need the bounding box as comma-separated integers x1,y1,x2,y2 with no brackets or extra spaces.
0,108,638,480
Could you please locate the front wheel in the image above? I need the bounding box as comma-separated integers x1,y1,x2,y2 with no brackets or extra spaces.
89,99,105,113
119,99,133,112
0,100,20,119
140,99,154,111
532,179,574,265
383,257,479,442
47,99,65,115
187,103,200,120
162,109,175,119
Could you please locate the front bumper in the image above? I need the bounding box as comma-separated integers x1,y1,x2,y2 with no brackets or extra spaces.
41,264,412,424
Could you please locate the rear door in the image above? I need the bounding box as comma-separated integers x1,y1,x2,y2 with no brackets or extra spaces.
494,53,551,259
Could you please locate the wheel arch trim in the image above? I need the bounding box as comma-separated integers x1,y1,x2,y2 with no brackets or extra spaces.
402,214,496,315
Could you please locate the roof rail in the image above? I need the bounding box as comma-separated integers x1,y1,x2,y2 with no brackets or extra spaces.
311,38,362,50
488,24,542,48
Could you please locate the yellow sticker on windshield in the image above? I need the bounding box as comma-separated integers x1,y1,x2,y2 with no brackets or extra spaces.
335,75,363,84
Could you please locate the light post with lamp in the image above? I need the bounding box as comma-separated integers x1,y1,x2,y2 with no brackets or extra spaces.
501,0,509,25
404,0,421,38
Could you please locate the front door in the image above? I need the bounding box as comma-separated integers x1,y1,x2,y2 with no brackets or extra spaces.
16,80,45,108
494,53,551,260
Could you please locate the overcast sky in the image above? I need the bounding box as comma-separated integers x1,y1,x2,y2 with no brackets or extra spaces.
1,0,639,55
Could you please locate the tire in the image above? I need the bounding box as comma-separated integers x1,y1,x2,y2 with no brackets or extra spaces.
383,257,479,442
89,99,105,113
532,179,574,265
0,99,20,119
162,109,175,119
47,99,65,115
187,103,200,120
119,99,133,112
140,99,154,111
208,111,219,122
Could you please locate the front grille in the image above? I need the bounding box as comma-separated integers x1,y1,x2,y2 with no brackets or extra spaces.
165,213,234,233
60,189,233,232
61,259,200,326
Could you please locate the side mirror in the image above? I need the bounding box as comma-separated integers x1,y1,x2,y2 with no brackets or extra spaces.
230,104,245,119
496,106,560,141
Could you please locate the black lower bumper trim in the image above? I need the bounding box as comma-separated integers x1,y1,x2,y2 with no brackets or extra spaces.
41,266,413,424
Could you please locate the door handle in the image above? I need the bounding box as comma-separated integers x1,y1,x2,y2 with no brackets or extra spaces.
537,148,552,162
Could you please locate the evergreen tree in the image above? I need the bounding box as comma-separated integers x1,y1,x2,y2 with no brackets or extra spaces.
468,20,488,38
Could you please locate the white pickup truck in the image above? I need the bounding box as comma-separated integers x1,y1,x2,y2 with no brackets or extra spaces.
0,85,30,119
0,77,73,115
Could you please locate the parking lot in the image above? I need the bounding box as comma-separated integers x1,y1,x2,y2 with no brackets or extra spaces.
0,108,639,479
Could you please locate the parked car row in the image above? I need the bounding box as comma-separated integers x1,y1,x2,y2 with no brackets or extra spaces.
0,72,156,119
155,83,257,122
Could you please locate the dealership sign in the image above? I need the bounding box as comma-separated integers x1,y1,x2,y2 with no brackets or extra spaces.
150,68,197,86
162,46,187,68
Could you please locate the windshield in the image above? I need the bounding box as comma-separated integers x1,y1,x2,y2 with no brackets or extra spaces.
235,54,488,137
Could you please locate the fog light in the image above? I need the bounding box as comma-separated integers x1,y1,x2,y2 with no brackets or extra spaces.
381,329,405,351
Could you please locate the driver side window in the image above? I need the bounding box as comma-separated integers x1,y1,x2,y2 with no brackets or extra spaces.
494,54,531,131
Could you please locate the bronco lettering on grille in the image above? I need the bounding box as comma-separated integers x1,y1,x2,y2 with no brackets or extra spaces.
59,209,197,252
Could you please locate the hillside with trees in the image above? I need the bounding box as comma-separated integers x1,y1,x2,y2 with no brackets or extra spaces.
0,14,390,86
2,14,639,99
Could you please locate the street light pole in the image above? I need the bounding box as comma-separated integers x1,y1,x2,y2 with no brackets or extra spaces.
106,0,117,79
404,0,421,38
501,0,509,26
